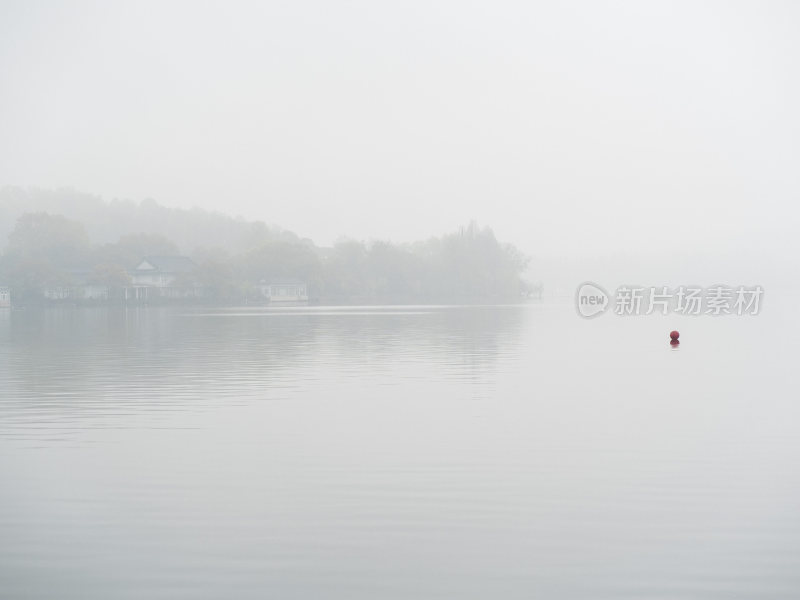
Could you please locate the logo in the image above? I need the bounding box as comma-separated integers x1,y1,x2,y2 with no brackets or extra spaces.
574,283,763,318
576,282,609,318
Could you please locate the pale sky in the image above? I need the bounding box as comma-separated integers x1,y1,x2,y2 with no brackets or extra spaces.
1,1,798,262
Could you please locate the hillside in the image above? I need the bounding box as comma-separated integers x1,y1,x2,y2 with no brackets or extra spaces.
0,187,299,254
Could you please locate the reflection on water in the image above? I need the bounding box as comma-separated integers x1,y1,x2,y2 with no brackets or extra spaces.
1,304,799,599
0,306,524,440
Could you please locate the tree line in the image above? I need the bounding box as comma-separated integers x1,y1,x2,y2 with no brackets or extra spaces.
0,203,534,303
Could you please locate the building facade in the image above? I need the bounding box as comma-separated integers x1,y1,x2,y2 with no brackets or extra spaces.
257,281,309,303
128,256,200,300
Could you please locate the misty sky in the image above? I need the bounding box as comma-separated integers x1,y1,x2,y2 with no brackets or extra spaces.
1,1,798,262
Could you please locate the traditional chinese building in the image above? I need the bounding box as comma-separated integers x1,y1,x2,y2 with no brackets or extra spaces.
128,256,200,300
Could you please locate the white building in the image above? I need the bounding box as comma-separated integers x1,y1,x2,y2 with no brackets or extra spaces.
257,281,309,303
0,286,10,308
128,256,199,300
44,283,110,301
42,269,115,302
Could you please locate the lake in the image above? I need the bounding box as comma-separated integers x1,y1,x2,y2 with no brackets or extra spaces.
1,302,798,599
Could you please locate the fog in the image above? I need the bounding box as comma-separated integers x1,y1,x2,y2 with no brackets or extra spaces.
3,5,800,598
1,1,798,287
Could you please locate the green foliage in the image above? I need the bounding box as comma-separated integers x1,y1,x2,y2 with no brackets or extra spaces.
322,240,370,298
0,256,69,300
319,222,528,300
0,187,291,254
193,258,238,300
0,205,530,302
88,263,132,288
6,212,90,268
434,222,529,297
94,233,179,269
239,241,322,283
0,213,91,299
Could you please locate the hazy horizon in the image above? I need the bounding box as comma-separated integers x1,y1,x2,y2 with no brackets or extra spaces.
0,185,788,294
3,4,800,598
2,1,799,267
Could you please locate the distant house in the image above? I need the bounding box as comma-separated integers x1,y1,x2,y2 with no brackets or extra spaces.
257,280,309,303
0,286,10,308
128,256,200,300
43,270,111,302
79,284,112,300
44,284,109,301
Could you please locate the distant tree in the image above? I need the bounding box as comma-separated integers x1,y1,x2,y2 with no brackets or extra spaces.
0,198,533,303
433,222,528,297
88,263,132,289
239,240,321,283
0,187,295,255
193,257,239,300
0,255,68,300
322,239,370,298
95,233,179,269
0,213,91,299
6,212,90,268
366,241,423,297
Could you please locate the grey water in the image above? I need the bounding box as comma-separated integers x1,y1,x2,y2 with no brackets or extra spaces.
0,302,798,599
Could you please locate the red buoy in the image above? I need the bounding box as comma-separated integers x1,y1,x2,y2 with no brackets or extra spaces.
670,330,680,341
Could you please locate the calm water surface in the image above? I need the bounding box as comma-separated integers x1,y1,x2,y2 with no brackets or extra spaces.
1,303,798,599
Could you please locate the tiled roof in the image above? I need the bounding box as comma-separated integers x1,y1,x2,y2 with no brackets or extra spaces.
139,256,197,273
